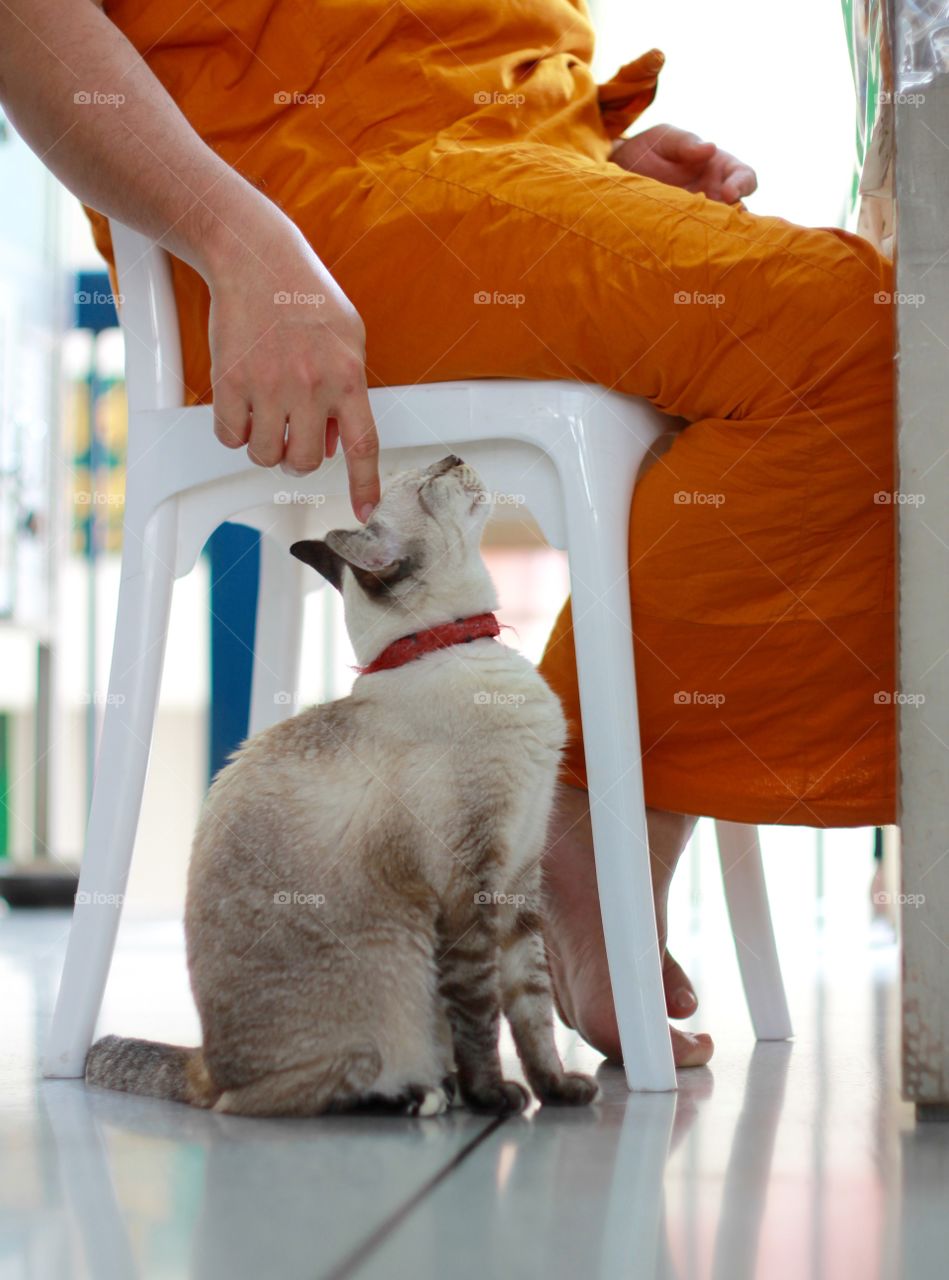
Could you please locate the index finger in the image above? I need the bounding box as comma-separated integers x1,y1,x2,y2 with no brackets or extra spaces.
337,389,381,521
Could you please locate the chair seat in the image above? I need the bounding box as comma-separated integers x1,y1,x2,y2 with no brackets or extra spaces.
125,382,670,580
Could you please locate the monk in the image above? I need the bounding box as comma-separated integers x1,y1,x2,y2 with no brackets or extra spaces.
0,0,895,1068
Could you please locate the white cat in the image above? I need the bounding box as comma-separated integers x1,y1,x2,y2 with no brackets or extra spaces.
86,456,598,1116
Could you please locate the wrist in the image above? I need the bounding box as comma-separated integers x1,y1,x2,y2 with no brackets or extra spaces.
165,176,302,284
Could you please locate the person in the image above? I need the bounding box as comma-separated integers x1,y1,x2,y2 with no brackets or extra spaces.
0,0,895,1068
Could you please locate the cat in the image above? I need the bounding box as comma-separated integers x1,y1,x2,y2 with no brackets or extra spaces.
85,455,598,1116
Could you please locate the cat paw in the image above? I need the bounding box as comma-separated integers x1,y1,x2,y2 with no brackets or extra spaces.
535,1071,600,1107
463,1079,530,1115
403,1084,449,1117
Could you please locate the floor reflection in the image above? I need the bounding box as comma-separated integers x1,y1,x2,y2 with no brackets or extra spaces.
4,913,949,1280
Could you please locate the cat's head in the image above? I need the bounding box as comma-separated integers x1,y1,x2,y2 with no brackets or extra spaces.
290,456,497,661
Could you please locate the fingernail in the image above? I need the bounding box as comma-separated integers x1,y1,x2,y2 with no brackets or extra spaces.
674,987,697,1013
358,503,375,523
279,462,307,478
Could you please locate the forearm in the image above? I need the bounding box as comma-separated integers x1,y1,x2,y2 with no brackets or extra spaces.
0,0,297,278
0,0,380,512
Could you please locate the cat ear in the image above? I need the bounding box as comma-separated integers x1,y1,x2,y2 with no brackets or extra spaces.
325,526,402,574
290,529,414,596
326,527,416,596
289,539,346,591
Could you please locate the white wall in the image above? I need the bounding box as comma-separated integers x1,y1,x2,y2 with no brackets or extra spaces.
589,0,855,228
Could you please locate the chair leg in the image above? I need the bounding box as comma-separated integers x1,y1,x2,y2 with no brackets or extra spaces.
247,529,304,736
715,820,793,1041
44,503,178,1078
561,450,676,1092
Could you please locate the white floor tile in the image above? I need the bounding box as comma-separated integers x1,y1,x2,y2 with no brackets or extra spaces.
1,907,948,1280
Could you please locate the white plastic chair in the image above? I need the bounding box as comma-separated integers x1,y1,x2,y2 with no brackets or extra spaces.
44,222,791,1092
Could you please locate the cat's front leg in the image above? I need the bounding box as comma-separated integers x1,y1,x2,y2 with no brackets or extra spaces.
499,880,599,1107
436,894,528,1115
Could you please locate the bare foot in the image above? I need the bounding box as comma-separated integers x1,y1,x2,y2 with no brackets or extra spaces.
542,784,714,1068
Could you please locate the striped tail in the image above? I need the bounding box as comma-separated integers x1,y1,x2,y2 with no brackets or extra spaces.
85,1034,218,1107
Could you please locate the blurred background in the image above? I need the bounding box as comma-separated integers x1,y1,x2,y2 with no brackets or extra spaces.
0,0,887,954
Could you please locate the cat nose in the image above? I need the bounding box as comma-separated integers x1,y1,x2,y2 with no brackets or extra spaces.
429,454,464,476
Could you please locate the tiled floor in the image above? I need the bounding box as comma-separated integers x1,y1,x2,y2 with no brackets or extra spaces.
2,909,948,1280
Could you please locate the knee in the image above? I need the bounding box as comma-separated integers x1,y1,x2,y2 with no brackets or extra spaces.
816,234,895,364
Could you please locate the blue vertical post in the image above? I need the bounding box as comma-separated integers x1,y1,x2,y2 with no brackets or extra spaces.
206,524,260,783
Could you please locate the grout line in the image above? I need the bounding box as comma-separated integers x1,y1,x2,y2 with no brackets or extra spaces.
320,1114,508,1280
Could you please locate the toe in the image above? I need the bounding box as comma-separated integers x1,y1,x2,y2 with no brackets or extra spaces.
672,1028,714,1068
580,1014,713,1071
663,951,698,1019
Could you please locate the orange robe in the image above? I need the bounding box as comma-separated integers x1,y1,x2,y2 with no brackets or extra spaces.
88,0,895,826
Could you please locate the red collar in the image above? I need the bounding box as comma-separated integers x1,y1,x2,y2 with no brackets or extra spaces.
356,612,501,675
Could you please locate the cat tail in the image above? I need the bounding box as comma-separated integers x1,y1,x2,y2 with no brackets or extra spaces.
212,1043,384,1116
85,1034,218,1107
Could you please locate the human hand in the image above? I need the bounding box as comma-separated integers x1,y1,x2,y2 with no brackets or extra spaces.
206,221,380,522
611,124,757,205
